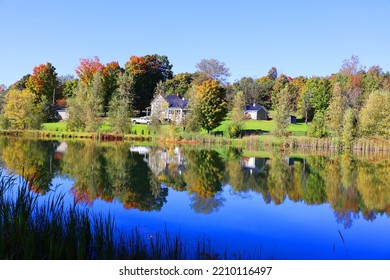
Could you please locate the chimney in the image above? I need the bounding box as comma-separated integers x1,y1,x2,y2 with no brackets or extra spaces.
253,102,256,107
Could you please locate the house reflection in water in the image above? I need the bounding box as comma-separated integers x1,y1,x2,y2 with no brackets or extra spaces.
129,146,185,177
241,157,269,175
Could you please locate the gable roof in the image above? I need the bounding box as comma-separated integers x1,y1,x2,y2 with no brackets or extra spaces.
151,94,189,109
245,105,267,111
166,95,188,108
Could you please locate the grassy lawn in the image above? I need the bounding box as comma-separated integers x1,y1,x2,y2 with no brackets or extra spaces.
42,118,308,138
42,121,151,135
213,118,308,136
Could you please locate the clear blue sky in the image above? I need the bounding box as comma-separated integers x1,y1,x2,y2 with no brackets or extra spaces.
1,0,390,86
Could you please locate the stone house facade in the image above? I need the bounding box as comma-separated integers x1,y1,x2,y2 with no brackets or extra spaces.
149,94,189,123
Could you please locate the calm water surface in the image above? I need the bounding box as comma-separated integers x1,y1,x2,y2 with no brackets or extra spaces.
1,137,390,259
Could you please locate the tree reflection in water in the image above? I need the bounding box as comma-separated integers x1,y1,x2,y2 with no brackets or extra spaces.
1,137,390,227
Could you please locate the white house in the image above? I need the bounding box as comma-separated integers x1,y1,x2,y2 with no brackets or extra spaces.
244,104,268,120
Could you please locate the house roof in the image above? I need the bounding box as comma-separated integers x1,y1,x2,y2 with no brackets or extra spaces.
166,95,188,109
245,105,267,111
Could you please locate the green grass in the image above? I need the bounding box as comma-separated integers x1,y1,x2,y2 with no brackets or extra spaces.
213,118,308,136
42,121,150,135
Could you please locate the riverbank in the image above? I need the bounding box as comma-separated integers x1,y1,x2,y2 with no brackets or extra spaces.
2,128,390,153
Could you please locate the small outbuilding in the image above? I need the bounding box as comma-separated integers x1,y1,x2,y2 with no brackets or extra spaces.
244,104,268,120
287,115,297,124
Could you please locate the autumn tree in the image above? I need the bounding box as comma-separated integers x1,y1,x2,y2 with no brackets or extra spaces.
25,63,59,121
358,90,390,138
125,54,173,111
26,63,58,100
334,55,365,109
196,80,228,133
195,58,230,84
108,72,135,134
75,56,104,84
3,89,45,129
363,65,384,94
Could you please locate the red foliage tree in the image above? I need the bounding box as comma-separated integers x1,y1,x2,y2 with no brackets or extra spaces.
75,56,104,84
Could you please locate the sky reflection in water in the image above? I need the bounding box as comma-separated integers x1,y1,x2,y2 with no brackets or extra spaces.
1,137,390,259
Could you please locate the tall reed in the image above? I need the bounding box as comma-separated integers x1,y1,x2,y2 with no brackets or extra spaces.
0,172,236,260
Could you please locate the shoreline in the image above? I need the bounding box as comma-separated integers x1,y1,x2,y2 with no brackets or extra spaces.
1,129,390,153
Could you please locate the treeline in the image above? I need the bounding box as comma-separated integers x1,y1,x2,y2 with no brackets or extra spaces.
1,55,390,140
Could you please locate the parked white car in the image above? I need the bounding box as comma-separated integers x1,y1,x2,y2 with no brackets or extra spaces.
131,116,151,124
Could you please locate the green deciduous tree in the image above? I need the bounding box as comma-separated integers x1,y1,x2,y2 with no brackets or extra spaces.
7,74,30,91
230,91,245,123
108,72,135,134
342,108,357,147
102,61,121,115
271,74,291,109
235,77,263,106
125,54,173,111
326,83,347,137
298,87,312,124
272,86,291,138
196,80,228,133
164,72,194,97
228,91,246,138
306,111,327,138
305,77,332,115
66,72,105,132
183,86,202,132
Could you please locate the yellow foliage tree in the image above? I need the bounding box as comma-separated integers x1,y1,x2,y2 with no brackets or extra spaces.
3,89,45,129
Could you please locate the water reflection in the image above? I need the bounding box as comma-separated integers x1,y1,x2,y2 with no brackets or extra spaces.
1,137,390,227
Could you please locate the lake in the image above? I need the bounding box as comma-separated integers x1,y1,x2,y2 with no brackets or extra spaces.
1,137,390,259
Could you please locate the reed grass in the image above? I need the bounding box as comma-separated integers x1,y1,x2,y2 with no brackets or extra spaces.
0,172,258,260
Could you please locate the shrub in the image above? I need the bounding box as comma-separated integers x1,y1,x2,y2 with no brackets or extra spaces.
307,112,327,138
227,122,243,138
